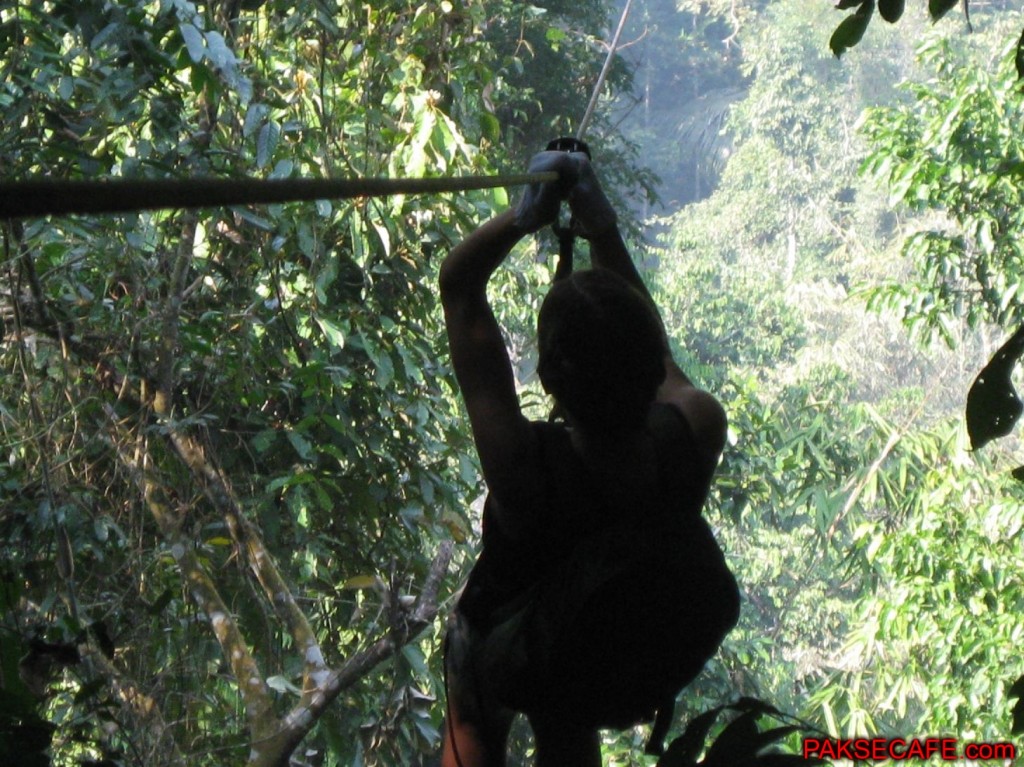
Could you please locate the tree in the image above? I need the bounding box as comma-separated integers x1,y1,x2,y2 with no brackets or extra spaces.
0,1,538,764
647,0,1024,749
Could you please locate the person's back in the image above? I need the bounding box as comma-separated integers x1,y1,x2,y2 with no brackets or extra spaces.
438,151,738,767
462,401,738,727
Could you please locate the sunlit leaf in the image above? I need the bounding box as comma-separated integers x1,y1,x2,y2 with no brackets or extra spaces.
180,22,205,63
267,675,301,695
343,575,380,590
203,29,234,70
315,316,346,350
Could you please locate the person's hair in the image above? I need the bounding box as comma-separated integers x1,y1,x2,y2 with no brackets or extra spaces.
537,269,666,434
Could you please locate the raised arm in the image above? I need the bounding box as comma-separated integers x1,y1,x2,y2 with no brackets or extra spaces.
568,156,728,461
439,153,576,528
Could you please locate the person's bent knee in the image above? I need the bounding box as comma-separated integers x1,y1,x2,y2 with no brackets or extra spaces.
442,616,514,767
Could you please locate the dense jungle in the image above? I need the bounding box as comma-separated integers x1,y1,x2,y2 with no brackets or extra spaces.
2,0,1024,765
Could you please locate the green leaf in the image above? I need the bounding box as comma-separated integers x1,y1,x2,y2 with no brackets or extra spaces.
998,161,1024,178
286,429,314,461
1017,26,1024,80
401,644,429,676
928,0,959,22
343,575,379,590
412,715,440,742
479,112,500,143
545,26,567,50
203,29,234,71
180,22,205,63
878,0,904,23
370,218,391,258
315,316,346,350
269,159,294,180
661,706,725,765
830,1,874,58
256,121,280,169
243,103,269,138
361,334,394,387
965,325,1024,450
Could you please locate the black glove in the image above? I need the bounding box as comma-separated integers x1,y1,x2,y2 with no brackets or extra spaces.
514,151,579,234
567,153,617,239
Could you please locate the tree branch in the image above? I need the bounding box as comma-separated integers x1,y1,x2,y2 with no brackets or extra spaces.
163,430,330,702
253,541,454,767
106,410,279,736
17,273,326,698
17,249,456,767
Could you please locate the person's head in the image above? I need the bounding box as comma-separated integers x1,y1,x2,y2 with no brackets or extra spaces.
537,269,666,435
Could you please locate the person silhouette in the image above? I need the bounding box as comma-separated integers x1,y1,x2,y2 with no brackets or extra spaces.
438,151,739,767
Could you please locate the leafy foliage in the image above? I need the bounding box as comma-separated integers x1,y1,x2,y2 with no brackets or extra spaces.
648,0,1024,754
830,0,1024,78
0,0,651,764
6,0,1024,764
830,0,875,59
861,29,1024,344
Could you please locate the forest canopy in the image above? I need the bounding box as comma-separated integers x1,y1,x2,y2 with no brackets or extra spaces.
2,1,1024,766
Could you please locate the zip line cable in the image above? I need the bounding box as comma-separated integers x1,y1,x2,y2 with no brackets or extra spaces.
0,172,559,219
576,0,634,141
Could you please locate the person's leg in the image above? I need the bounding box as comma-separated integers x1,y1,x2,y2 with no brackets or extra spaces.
529,715,601,767
441,616,514,767
440,692,511,767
